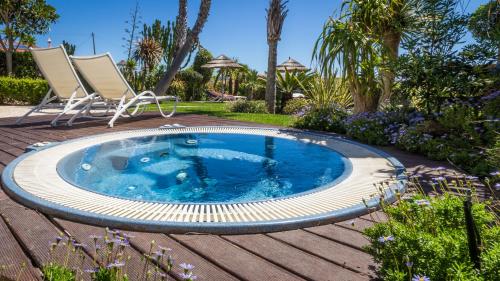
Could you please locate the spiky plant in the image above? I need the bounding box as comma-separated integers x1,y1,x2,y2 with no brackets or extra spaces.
134,37,163,74
265,0,288,113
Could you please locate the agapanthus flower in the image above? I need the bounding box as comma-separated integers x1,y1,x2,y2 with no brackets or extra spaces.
466,176,478,180
412,274,430,281
377,236,394,243
84,268,99,273
180,263,195,271
490,171,499,176
179,273,197,280
406,261,414,267
107,260,125,268
495,183,500,191
415,199,431,206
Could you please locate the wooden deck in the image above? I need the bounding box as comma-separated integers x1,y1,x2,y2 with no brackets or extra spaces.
0,113,466,281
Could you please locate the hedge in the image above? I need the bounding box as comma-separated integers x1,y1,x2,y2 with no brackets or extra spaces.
0,76,49,105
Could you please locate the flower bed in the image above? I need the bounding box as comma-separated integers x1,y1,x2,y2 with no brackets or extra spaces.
363,175,500,281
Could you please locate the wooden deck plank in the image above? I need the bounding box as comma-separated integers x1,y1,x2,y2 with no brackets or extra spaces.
53,219,170,281
0,197,94,281
335,219,375,233
171,234,305,281
268,230,377,278
223,234,369,281
304,224,370,251
0,216,41,281
126,232,239,281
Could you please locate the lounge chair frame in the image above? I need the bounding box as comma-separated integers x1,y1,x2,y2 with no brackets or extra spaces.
16,45,100,126
70,53,178,128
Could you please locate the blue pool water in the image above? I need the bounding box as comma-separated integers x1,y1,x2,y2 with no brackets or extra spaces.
58,133,347,204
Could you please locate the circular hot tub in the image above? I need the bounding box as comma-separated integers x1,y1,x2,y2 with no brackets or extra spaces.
2,127,406,234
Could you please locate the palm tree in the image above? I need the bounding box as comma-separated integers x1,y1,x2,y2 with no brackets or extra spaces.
315,0,414,112
265,0,288,113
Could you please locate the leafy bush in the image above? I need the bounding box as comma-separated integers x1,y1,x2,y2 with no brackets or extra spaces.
226,100,267,113
344,112,390,145
0,77,49,105
178,68,204,101
167,79,187,101
294,105,347,133
364,179,500,281
282,98,309,115
0,51,40,78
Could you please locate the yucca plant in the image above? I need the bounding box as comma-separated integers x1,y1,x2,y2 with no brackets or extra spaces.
297,74,353,110
134,37,163,74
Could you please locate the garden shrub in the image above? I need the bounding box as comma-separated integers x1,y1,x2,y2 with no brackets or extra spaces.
364,187,500,281
0,77,49,105
0,51,40,78
343,112,398,145
282,98,309,115
178,68,204,101
226,100,268,113
294,105,347,133
167,79,187,101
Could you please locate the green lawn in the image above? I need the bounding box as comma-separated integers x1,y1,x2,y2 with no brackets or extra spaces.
155,102,296,127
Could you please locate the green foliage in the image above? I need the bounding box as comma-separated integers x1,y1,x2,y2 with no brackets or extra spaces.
0,76,48,104
468,1,500,47
276,70,311,112
364,191,500,281
239,69,265,100
192,46,213,85
62,40,76,56
294,106,347,133
226,100,268,113
178,68,203,101
92,268,128,281
42,263,75,281
297,74,352,110
0,0,59,46
140,19,175,68
487,134,500,170
0,51,39,78
166,79,186,101
282,98,309,115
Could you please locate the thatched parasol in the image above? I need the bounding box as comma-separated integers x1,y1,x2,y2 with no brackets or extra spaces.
202,55,242,99
277,57,308,72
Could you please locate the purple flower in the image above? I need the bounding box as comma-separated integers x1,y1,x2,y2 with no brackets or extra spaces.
377,236,394,243
490,171,500,176
107,260,125,268
55,236,63,243
179,273,197,280
84,268,99,273
466,176,478,180
494,183,500,191
180,263,195,271
433,176,446,182
406,261,414,267
412,275,430,281
415,199,431,206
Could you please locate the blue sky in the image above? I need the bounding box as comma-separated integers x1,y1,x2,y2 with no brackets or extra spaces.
38,0,488,72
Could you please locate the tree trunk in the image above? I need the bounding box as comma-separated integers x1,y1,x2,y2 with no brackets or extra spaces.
378,31,401,110
6,50,13,76
265,42,277,113
353,92,379,113
154,0,211,95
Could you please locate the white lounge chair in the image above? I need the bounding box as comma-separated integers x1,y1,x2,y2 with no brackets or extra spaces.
70,53,178,128
16,45,100,126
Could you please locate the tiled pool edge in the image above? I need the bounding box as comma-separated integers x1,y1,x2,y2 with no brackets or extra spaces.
1,126,407,234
